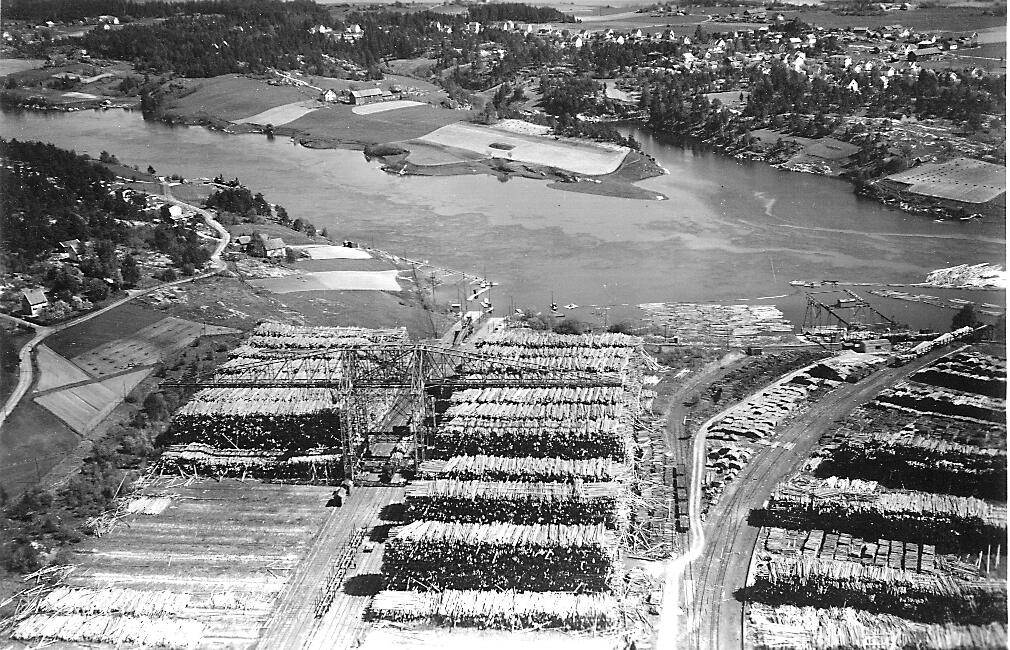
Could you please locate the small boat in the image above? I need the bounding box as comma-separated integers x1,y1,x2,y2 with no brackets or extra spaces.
949,298,973,305
565,303,579,309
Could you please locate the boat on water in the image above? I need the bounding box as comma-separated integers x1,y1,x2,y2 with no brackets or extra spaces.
949,298,974,305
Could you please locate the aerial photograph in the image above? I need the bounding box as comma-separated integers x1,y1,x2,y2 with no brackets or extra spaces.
0,0,1004,647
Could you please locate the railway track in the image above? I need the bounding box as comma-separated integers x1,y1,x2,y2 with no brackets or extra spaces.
664,351,942,650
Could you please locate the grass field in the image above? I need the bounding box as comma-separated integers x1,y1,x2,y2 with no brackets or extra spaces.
168,75,311,121
34,368,151,434
782,6,1006,30
35,344,92,392
71,316,238,377
0,400,79,493
287,103,467,148
47,303,165,358
229,222,320,245
292,245,373,260
418,122,629,175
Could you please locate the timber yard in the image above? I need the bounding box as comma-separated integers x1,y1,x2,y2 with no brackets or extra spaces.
0,282,1005,650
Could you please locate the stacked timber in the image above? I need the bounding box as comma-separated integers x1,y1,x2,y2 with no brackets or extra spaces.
824,424,1007,499
160,443,343,483
10,614,203,648
747,602,1007,650
247,322,408,349
911,351,1006,398
437,418,628,459
404,479,620,525
39,587,191,616
382,520,618,591
746,554,1007,623
875,382,1006,423
419,455,621,482
366,589,618,630
761,475,1007,553
170,387,341,449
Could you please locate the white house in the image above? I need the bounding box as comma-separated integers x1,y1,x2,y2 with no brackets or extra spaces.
21,289,48,317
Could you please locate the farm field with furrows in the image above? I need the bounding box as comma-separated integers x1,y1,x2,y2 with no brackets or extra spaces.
742,344,1008,650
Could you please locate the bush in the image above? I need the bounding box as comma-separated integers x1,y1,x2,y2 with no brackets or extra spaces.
0,537,41,573
554,318,588,335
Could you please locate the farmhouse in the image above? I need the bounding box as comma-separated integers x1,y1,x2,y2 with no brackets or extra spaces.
321,88,339,103
21,288,48,317
249,234,287,259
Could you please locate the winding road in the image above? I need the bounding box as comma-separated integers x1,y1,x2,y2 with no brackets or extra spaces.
0,183,229,429
657,350,945,650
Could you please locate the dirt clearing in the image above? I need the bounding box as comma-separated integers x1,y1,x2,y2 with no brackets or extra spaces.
351,100,425,115
293,245,373,260
248,270,404,293
237,100,323,126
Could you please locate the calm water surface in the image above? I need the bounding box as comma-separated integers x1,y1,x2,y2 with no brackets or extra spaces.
2,108,1003,329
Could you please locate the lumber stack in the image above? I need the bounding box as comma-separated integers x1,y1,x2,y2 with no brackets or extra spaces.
404,478,620,525
382,520,618,591
11,614,202,648
366,589,619,630
876,382,1006,423
910,350,1006,398
746,554,1007,624
761,474,1007,553
824,423,1007,499
247,322,408,349
160,443,343,483
170,387,342,449
419,455,622,482
748,602,1008,650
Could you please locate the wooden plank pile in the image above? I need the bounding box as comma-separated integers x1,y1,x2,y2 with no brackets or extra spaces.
404,478,620,525
758,527,937,573
418,455,623,482
473,331,641,375
761,474,1007,553
366,589,619,630
383,520,618,591
747,602,1008,650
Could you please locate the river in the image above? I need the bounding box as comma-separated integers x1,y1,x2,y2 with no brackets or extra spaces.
2,108,1004,331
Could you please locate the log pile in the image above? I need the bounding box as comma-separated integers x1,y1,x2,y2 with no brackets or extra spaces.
436,419,628,460
404,479,620,525
746,554,1007,624
247,322,408,349
823,423,1007,499
911,350,1006,398
160,443,343,484
38,587,191,616
170,387,342,449
382,520,618,591
748,602,1008,650
366,589,619,630
419,455,622,482
10,614,203,648
761,475,1007,553
875,382,1006,424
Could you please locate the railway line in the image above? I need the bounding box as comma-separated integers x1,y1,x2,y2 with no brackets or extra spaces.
661,350,942,650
